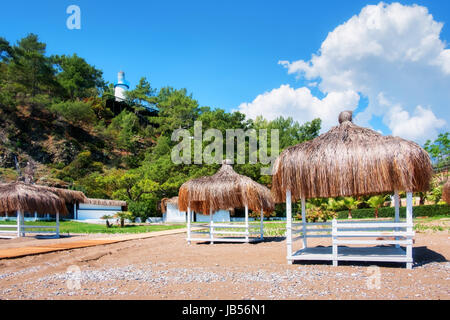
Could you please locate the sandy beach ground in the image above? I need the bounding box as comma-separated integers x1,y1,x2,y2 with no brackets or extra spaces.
0,232,449,300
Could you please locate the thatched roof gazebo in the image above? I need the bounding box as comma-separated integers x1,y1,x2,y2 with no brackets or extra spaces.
0,182,68,238
179,160,274,243
272,111,433,269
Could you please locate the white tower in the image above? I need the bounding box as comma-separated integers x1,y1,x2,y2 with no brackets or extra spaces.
114,71,129,101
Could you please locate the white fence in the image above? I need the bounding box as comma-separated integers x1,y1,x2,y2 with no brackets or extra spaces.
0,211,60,238
289,219,414,268
187,206,265,244
188,221,264,243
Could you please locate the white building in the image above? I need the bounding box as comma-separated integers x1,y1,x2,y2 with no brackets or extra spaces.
161,197,186,223
195,210,230,222
114,71,129,101
75,198,127,221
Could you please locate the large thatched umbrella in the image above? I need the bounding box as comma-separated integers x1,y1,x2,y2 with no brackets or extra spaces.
0,183,68,215
443,181,450,204
179,160,274,243
272,111,432,201
179,161,274,214
272,111,433,269
0,182,68,238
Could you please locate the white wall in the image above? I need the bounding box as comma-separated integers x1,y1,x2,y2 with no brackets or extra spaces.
163,203,186,223
196,210,230,222
77,203,123,220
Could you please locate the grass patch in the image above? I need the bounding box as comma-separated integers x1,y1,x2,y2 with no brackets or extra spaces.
0,220,186,234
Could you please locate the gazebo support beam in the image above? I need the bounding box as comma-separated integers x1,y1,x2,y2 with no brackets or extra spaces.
245,205,249,243
187,207,191,244
394,191,400,248
210,208,214,244
406,192,413,270
260,208,264,240
56,212,60,238
301,197,307,249
16,210,21,238
286,190,292,264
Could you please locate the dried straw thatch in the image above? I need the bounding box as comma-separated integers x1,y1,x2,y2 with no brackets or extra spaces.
443,181,450,204
272,111,433,202
178,160,274,214
39,186,87,204
0,182,68,215
160,196,179,213
85,198,127,208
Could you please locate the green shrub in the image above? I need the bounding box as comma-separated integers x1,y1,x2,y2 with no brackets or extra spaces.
336,204,450,219
50,101,95,125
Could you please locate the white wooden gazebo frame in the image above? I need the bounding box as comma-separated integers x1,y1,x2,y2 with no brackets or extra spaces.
286,191,414,269
0,211,60,239
186,206,264,244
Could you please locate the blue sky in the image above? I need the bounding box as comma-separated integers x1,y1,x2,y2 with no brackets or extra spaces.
1,1,449,142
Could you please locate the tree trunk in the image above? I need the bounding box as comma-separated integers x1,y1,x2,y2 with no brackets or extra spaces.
375,208,378,219
348,209,352,219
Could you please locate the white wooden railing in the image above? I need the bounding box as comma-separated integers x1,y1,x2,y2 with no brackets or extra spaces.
289,219,414,268
0,211,60,238
188,222,263,243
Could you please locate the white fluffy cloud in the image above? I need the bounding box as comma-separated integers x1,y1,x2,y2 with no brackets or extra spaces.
237,85,359,131
239,2,449,143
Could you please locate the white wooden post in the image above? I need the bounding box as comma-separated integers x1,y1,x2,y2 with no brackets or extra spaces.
286,190,292,264
16,210,21,237
301,197,307,249
245,205,249,243
394,191,400,248
187,207,191,244
56,212,60,238
34,211,38,222
209,208,214,244
260,208,264,240
406,192,413,270
332,219,338,267
5,211,8,219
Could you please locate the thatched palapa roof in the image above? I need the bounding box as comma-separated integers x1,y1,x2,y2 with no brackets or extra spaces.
443,181,450,204
178,160,274,214
272,111,433,202
39,186,87,204
85,198,127,208
0,182,68,215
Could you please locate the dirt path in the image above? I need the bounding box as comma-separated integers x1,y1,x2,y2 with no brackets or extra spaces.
0,232,449,299
0,228,190,259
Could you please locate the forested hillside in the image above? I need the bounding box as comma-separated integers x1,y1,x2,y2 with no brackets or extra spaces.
0,34,321,219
